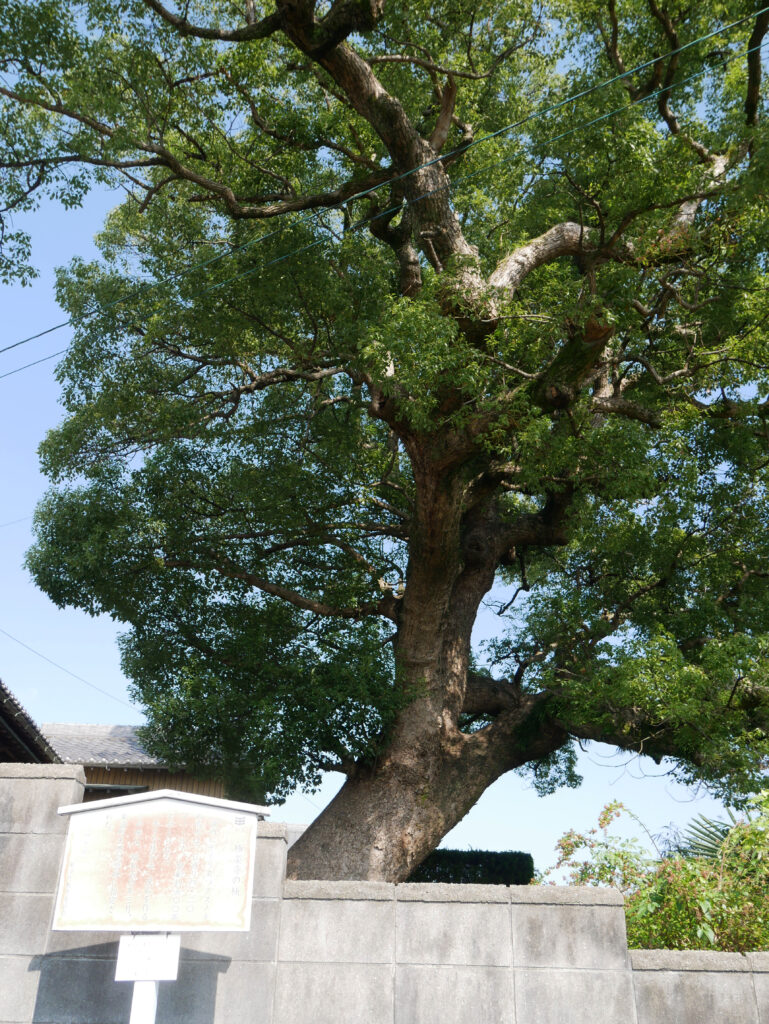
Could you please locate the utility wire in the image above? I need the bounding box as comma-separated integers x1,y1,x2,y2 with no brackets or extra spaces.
0,515,32,529
0,348,66,380
0,626,135,709
0,3,765,360
1,36,766,381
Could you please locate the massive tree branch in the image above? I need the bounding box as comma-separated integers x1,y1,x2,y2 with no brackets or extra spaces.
136,149,391,219
646,1,693,149
488,222,589,293
464,693,569,775
164,557,399,621
0,80,392,220
501,488,574,557
429,76,457,153
368,201,422,296
596,0,665,101
462,671,519,715
671,156,729,235
488,171,731,305
161,359,354,424
273,12,488,312
555,707,710,767
0,154,166,172
308,0,387,56
589,395,661,427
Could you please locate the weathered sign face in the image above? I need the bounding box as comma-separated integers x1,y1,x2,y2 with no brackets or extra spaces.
53,795,260,931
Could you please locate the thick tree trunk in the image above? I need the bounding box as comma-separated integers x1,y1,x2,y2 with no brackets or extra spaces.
285,684,568,881
286,717,501,881
286,454,567,882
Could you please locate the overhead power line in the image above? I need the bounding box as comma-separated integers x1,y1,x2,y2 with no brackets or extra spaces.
0,515,32,529
0,626,135,709
0,348,66,380
0,4,765,361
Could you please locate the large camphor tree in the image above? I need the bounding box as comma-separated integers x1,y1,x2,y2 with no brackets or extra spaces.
2,0,769,880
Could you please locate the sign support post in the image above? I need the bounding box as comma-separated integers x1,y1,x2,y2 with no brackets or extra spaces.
129,982,158,1024
115,932,182,1024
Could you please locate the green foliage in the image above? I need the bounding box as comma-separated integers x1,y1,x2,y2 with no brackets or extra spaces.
407,849,534,886
3,0,768,810
542,798,769,952
539,801,658,893
128,612,402,802
667,811,735,859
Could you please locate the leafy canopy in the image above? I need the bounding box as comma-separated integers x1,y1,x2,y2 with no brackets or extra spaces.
2,0,767,805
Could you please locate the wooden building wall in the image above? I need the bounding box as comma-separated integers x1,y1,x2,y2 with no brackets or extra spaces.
83,765,225,800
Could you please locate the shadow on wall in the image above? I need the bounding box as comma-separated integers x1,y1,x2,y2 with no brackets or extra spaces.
29,944,231,1024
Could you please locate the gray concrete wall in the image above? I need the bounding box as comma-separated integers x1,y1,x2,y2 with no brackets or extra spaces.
1,764,767,1024
1,763,86,1024
632,949,769,1024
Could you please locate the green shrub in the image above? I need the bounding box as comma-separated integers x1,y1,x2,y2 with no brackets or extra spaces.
540,794,769,952
407,849,534,885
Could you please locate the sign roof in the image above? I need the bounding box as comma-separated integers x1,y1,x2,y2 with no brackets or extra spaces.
58,786,270,817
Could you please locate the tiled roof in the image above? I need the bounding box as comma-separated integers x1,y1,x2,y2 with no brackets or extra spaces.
42,723,163,768
0,679,60,763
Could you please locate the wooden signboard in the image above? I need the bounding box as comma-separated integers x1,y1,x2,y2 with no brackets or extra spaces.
53,790,269,932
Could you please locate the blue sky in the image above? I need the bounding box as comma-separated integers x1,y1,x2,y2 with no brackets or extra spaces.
0,186,728,871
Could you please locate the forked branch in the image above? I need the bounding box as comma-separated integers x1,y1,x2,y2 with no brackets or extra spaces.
142,0,281,41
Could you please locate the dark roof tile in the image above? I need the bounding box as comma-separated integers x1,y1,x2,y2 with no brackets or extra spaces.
42,723,163,767
0,680,60,763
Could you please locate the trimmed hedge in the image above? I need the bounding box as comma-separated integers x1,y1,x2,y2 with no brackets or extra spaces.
406,849,534,885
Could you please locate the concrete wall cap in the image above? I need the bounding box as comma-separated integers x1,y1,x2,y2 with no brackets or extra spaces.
747,952,769,972
396,882,510,903
279,882,624,904
283,880,395,901
510,885,624,906
0,763,86,782
257,822,289,840
630,949,753,972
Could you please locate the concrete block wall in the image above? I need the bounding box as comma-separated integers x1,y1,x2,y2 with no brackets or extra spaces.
632,950,769,1024
1,764,767,1023
273,880,635,1024
0,764,86,1024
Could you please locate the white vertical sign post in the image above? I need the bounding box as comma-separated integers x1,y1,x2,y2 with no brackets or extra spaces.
129,983,158,1024
52,790,269,1024
115,933,181,1024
